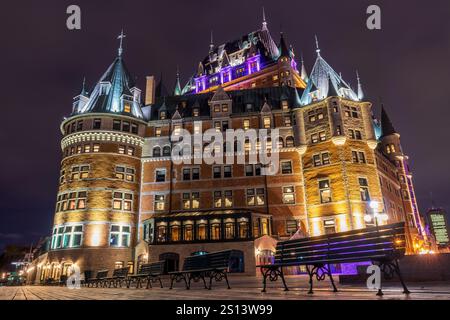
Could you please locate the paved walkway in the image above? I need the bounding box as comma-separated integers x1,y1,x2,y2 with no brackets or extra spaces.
2,276,450,300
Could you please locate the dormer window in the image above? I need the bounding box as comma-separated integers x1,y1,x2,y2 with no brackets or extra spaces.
282,100,289,111
222,104,228,112
263,117,271,129
173,124,181,136
160,111,166,120
124,104,131,113
193,108,199,117
214,104,220,112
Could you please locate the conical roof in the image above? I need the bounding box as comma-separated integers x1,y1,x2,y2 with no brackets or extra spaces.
380,105,398,137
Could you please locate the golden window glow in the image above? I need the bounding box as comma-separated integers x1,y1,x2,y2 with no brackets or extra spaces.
124,104,131,113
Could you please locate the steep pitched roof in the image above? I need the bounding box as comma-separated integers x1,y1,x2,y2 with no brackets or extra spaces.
380,105,398,137
74,56,144,119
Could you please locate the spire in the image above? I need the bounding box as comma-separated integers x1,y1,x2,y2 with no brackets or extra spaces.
356,70,364,100
380,105,398,137
209,30,214,53
262,7,268,30
174,67,181,96
300,54,309,82
278,32,290,59
315,35,321,56
80,77,88,96
117,29,126,57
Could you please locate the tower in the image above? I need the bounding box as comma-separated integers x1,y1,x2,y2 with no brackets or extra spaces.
379,105,426,252
47,32,147,275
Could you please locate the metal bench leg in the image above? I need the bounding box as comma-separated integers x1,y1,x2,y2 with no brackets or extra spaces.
279,267,288,292
223,272,231,290
394,260,410,295
260,267,268,293
169,275,175,289
327,264,338,293
158,276,163,288
186,274,191,290
147,276,153,289
306,265,314,294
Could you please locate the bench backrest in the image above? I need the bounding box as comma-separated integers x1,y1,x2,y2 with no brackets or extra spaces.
96,270,109,279
181,250,235,272
275,222,406,266
137,261,165,275
112,267,129,278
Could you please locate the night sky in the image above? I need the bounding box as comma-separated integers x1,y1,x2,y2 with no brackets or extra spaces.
1,0,449,250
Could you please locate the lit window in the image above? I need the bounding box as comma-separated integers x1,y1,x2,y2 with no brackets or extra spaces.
311,134,319,144
324,219,336,234
214,104,220,112
243,119,250,131
113,192,133,211
284,116,291,127
154,195,165,211
115,166,135,182
282,100,289,110
263,117,271,129
71,165,89,180
110,225,130,247
124,104,131,113
155,127,162,137
214,191,222,208
127,146,135,156
93,144,100,152
84,144,91,153
319,180,332,203
118,145,125,154
160,111,166,120
319,131,326,141
359,178,370,202
286,220,298,235
322,152,330,165
193,108,199,117
222,104,228,112
282,186,295,204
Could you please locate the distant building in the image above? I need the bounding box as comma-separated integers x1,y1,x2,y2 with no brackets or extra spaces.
426,208,449,249
37,11,429,281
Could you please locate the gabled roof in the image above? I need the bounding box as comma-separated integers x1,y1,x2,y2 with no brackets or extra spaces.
74,56,144,119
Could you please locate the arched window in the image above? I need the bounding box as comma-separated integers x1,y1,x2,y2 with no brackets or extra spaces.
163,146,171,156
153,146,161,157
277,137,284,149
285,136,295,148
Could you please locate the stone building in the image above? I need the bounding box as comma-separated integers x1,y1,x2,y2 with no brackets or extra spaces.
39,15,429,281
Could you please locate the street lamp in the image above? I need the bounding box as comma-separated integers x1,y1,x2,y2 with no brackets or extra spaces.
364,201,380,227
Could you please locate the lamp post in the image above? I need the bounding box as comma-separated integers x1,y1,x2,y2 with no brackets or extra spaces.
364,201,380,228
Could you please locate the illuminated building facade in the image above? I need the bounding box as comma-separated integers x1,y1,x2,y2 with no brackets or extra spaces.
38,14,428,280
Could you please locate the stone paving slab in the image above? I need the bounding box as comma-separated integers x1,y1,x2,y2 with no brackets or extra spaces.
2,276,450,300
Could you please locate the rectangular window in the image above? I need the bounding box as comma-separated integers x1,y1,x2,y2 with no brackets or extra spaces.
154,195,165,211
282,186,295,204
349,129,355,139
214,104,220,112
214,191,222,208
213,166,221,179
222,104,228,112
115,166,135,182
311,134,319,144
319,180,332,203
122,121,130,132
359,178,370,202
313,154,321,167
224,190,233,207
156,169,166,182
223,166,232,178
322,152,330,165
355,130,362,140
93,119,101,129
93,144,100,152
243,119,250,131
245,165,254,177
83,144,91,153
155,127,162,137
263,117,271,129
118,145,125,154
124,104,131,113
286,220,298,235
71,165,89,180
319,131,326,141
358,152,366,163
281,161,293,175
192,168,200,180
113,192,133,211
183,168,191,180
324,219,336,235
131,123,138,134
284,116,291,127
110,225,130,247
76,121,83,131
113,120,121,131
127,147,135,156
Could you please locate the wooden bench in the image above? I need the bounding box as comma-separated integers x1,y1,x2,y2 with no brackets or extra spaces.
105,267,129,288
169,250,236,290
127,261,165,289
86,269,109,288
259,222,410,296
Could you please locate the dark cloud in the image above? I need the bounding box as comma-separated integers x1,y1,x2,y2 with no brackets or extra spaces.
1,0,449,245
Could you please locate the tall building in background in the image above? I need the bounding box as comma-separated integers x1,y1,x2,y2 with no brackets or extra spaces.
426,208,449,251
33,12,430,281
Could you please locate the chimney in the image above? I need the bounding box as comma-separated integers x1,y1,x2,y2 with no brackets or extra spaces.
145,76,155,105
